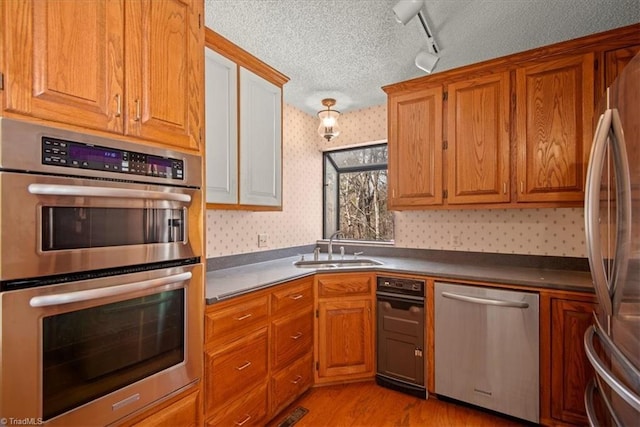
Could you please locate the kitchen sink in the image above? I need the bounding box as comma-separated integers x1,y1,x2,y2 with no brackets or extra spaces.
293,259,383,268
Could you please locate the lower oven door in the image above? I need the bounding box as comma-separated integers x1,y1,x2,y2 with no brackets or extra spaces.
0,263,202,426
376,293,425,389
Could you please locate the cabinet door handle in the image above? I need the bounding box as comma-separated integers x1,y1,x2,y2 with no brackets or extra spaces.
503,182,507,194
290,375,302,384
233,313,252,321
520,181,524,193
290,332,303,340
235,361,252,371
289,294,303,300
115,94,122,117
134,99,141,121
234,414,252,426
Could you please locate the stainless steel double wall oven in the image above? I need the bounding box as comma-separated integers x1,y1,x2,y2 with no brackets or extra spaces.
0,118,203,426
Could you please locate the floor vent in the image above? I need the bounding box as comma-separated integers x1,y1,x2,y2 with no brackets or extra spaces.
277,406,309,427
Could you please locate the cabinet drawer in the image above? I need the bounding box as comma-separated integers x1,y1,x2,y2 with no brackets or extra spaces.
207,383,267,427
132,389,199,427
271,353,313,416
271,308,313,370
205,328,268,412
317,274,373,298
271,279,313,316
204,294,268,343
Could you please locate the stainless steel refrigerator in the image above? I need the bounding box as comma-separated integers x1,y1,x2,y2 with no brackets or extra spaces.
584,52,640,425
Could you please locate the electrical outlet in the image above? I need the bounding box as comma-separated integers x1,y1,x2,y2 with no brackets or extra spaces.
258,233,268,248
450,233,461,247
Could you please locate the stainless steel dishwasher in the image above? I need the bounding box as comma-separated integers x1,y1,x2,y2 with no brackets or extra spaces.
434,282,539,423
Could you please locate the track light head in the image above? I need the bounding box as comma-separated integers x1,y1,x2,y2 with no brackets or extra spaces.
415,50,439,74
392,0,424,25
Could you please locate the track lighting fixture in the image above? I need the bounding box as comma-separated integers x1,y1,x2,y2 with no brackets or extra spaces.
393,0,440,73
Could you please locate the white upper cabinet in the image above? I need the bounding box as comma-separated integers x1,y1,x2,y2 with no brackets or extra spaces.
204,47,238,204
239,67,282,207
204,29,288,210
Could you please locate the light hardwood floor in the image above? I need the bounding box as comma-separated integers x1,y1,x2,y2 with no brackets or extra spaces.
270,381,528,427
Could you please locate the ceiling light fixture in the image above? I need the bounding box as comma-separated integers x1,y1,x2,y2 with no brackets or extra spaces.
318,98,341,142
393,0,440,74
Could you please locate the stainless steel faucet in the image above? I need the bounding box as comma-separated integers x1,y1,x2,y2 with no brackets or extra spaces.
327,230,343,261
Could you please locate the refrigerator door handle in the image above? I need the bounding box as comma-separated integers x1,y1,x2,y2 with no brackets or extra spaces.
609,108,632,315
584,379,600,427
584,324,640,412
585,378,624,427
585,109,613,316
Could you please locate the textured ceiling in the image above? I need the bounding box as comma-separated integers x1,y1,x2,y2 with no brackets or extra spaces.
204,0,639,116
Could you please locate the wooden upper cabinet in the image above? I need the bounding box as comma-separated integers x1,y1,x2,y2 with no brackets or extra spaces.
2,0,203,152
515,53,594,203
447,72,511,204
603,45,640,89
125,0,202,151
388,87,443,208
3,0,124,132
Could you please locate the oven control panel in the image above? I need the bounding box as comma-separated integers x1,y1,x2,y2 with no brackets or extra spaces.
377,277,425,297
41,137,184,180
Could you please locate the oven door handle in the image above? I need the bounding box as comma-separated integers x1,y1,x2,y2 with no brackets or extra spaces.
28,183,192,203
29,272,192,307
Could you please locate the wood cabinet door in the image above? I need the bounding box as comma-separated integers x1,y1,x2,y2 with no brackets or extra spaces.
125,0,202,151
238,67,282,207
603,45,640,89
550,298,596,425
447,72,511,204
316,299,374,381
515,53,594,202
388,87,443,208
3,0,124,132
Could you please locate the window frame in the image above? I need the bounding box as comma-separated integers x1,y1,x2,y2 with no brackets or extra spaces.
322,142,391,241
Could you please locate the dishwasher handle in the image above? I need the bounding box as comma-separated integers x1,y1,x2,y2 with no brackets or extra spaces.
441,291,529,309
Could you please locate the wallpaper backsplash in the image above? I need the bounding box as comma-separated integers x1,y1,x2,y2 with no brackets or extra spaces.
206,103,587,259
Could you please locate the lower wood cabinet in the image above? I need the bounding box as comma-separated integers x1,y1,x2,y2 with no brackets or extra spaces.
203,277,313,425
202,270,598,427
314,273,375,384
271,353,314,416
269,278,314,417
204,327,269,414
539,291,597,426
205,383,268,427
119,386,201,427
550,297,596,425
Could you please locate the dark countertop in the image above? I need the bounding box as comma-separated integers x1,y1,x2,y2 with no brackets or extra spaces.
205,253,593,304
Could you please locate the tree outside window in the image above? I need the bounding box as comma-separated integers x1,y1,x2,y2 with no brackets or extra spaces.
323,143,393,242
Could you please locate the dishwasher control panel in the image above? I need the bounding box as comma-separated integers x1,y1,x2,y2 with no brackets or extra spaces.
377,276,425,297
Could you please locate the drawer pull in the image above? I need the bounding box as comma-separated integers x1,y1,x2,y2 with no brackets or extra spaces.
234,414,252,426
290,375,302,384
289,294,304,300
234,313,252,321
291,332,303,340
235,361,252,371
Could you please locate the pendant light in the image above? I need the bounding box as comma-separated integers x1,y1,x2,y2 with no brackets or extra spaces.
318,98,341,142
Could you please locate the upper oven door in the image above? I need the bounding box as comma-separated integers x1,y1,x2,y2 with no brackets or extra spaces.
0,171,202,282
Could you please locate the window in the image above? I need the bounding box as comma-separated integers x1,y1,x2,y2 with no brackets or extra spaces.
323,143,393,242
